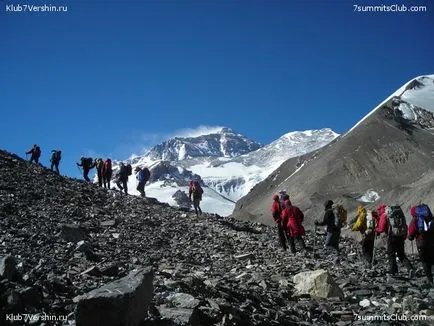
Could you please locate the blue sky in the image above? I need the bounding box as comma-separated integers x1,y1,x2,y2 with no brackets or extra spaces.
1,0,433,178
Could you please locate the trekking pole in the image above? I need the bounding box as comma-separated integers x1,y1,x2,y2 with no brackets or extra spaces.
411,240,414,261
371,232,377,267
312,224,317,259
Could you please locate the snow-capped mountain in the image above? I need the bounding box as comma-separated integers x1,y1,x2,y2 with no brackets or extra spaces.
187,128,339,201
108,127,338,216
233,74,434,226
146,127,261,161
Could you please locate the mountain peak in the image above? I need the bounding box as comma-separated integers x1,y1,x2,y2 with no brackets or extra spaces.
219,127,235,134
146,127,261,161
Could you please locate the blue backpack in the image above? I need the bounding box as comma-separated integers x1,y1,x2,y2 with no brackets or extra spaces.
415,204,433,232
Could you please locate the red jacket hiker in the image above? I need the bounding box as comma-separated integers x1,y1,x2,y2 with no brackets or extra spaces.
271,194,288,251
271,195,282,224
281,199,305,237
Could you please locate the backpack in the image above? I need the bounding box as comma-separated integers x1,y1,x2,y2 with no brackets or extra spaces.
366,213,376,232
387,205,407,236
96,159,104,170
352,206,367,232
54,150,61,162
104,159,112,171
84,157,93,167
333,204,347,229
192,181,203,195
126,164,132,176
415,204,433,232
143,168,150,182
34,146,41,158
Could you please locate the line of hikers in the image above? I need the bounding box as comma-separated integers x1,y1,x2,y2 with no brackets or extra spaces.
26,144,61,174
25,144,151,196
271,192,434,284
76,158,151,196
25,145,205,214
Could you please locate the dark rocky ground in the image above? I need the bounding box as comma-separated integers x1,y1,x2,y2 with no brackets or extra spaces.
1,149,433,325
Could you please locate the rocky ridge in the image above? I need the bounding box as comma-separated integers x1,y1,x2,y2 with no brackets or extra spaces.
232,75,434,227
0,149,433,325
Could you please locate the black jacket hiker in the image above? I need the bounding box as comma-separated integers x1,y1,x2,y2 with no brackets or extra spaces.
26,145,41,164
77,157,95,182
116,163,129,194
50,150,61,174
315,200,340,252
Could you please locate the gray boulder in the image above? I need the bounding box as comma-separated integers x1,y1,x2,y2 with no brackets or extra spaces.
75,267,154,326
293,269,344,299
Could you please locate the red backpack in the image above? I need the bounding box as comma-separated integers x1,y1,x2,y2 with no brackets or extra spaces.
103,159,112,172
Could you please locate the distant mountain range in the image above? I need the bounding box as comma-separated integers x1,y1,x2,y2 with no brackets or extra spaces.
110,127,338,216
232,74,434,226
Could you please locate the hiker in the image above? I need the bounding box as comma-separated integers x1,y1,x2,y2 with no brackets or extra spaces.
278,191,290,215
135,166,150,197
364,210,379,266
95,158,104,187
76,157,95,182
271,194,288,251
116,162,131,194
102,158,112,189
315,200,341,253
50,150,61,174
189,180,203,216
408,204,434,284
279,190,289,202
26,144,41,164
281,199,306,254
376,203,413,276
351,206,378,266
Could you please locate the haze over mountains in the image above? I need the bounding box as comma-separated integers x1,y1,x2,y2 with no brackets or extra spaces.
232,75,434,226
110,128,338,216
